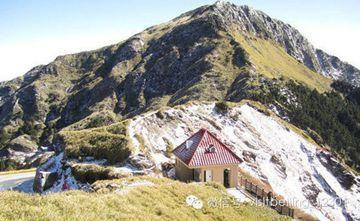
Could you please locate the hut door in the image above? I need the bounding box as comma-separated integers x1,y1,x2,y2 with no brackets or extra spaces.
204,170,212,182
224,169,230,188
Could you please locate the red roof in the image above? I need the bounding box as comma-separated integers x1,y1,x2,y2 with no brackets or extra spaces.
173,129,242,167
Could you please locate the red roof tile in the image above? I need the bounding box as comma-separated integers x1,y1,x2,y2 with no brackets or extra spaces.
173,129,242,167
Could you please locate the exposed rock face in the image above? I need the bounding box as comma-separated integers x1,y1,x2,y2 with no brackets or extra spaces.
7,135,37,153
0,1,359,170
128,154,155,170
270,155,287,179
33,171,58,193
0,148,54,171
208,1,360,85
300,172,321,207
242,150,256,163
317,151,357,190
33,153,78,193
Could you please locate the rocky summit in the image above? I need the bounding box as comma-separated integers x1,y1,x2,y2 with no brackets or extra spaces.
1,1,360,221
0,0,359,183
209,1,360,84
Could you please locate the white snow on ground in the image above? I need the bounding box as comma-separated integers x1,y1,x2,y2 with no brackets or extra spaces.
128,102,360,221
38,153,78,193
227,188,252,203
113,163,155,176
68,157,108,167
128,111,158,154
113,164,140,174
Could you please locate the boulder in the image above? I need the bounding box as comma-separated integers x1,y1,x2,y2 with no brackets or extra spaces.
8,135,37,153
33,170,59,193
128,154,155,170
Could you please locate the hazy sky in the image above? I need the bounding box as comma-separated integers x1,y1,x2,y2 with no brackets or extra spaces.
1,0,359,82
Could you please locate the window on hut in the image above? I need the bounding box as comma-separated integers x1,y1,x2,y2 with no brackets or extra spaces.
206,144,216,153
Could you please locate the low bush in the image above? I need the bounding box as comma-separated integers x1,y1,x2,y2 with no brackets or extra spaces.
215,101,230,113
60,121,132,164
71,164,129,184
164,138,174,158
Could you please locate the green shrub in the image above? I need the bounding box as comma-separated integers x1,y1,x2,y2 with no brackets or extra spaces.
0,128,11,147
250,79,360,170
65,111,120,131
0,158,18,171
71,164,129,184
18,121,43,142
155,110,165,119
164,138,174,158
305,128,324,145
134,133,146,152
215,101,230,114
60,121,132,164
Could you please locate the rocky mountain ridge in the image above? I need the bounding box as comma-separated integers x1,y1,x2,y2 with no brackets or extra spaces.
0,1,359,172
207,1,360,85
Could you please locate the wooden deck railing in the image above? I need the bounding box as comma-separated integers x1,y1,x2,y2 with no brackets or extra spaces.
239,176,295,218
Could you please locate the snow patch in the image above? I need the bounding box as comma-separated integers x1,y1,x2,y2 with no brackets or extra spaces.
227,188,252,203
127,102,360,221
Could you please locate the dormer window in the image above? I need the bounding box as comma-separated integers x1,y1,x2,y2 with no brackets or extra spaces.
206,145,216,153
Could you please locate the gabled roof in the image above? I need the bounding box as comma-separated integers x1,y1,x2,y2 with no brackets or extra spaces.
173,129,242,168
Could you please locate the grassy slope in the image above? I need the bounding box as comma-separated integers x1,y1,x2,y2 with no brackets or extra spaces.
59,121,132,164
0,177,290,221
233,33,331,92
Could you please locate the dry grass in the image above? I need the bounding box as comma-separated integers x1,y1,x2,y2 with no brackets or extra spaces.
0,177,290,221
232,33,331,93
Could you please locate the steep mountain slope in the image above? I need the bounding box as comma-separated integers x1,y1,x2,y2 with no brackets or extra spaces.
36,101,360,221
209,1,360,85
127,102,360,221
0,1,358,171
2,2,360,221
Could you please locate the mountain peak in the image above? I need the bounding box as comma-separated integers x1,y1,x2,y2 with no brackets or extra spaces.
191,2,360,85
0,0,359,173
213,0,230,7
210,0,237,14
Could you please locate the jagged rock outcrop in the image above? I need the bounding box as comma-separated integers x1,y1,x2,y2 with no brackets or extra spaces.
0,1,359,170
36,101,360,221
317,151,358,190
208,1,360,85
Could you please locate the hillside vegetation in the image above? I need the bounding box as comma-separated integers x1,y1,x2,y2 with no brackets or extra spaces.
58,121,132,164
0,1,358,174
249,79,360,170
0,177,290,221
232,33,331,92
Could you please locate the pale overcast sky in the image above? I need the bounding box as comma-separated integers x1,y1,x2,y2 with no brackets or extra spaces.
0,0,359,82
